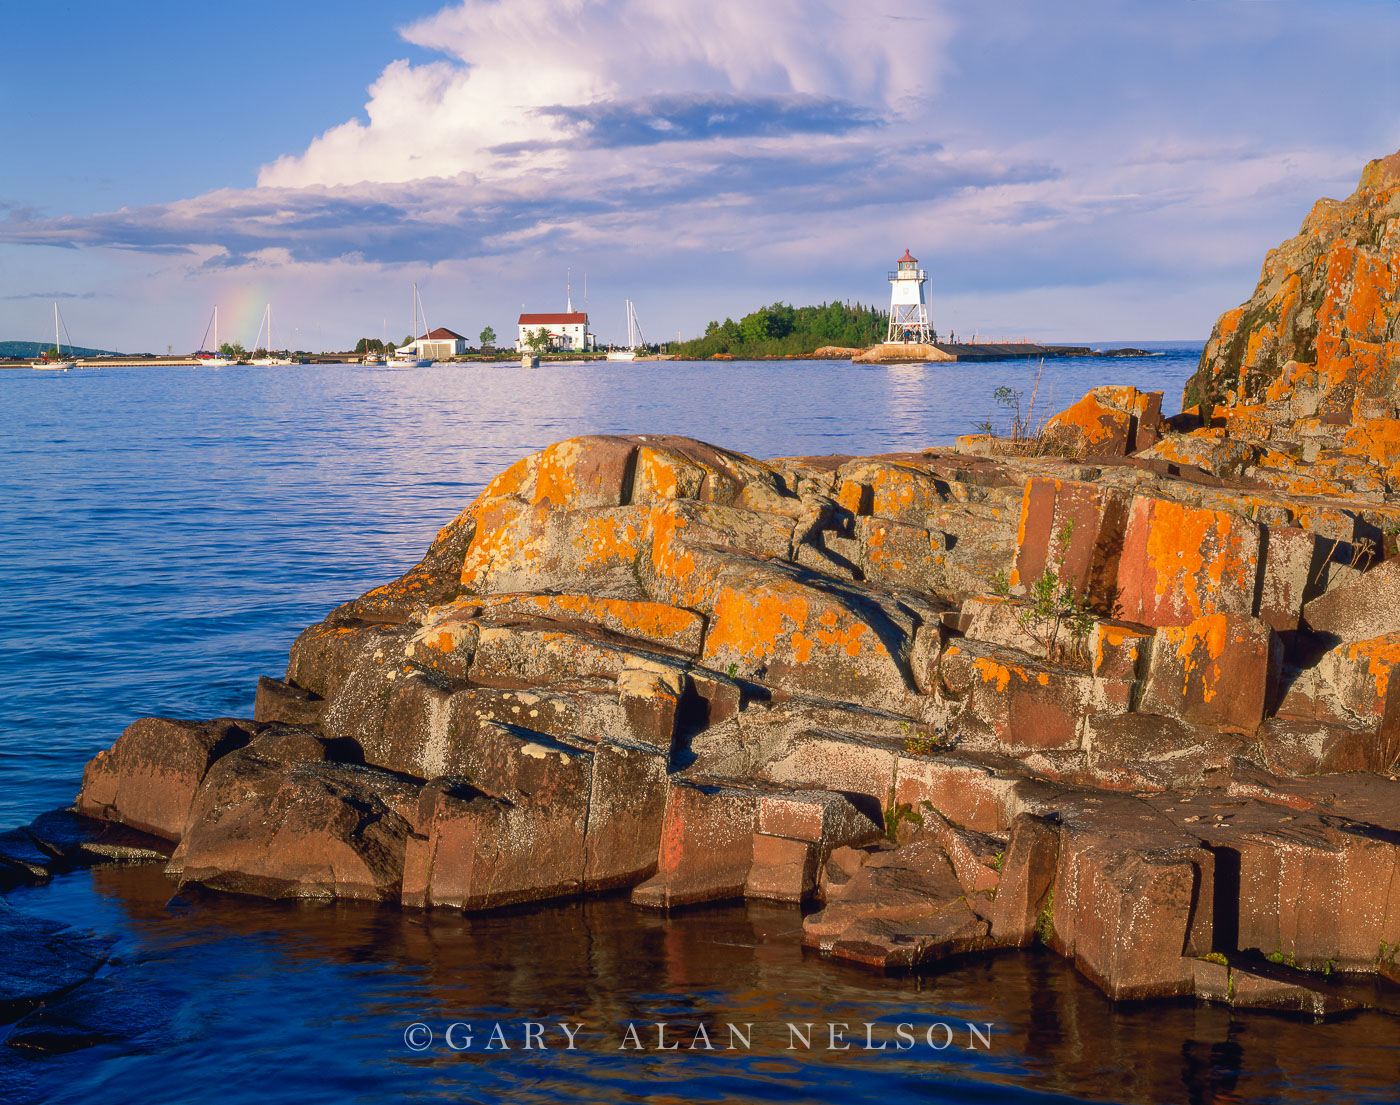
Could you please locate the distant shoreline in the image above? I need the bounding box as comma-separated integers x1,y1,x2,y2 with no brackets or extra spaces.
0,344,1200,370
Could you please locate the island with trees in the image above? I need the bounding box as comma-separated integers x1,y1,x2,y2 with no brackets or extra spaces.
670,300,889,359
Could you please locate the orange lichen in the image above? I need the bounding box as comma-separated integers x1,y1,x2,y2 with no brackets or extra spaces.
572,511,644,569
1093,624,1149,674
1149,613,1232,704
1343,636,1400,713
1043,394,1129,450
474,592,700,649
1127,499,1257,626
836,480,867,514
636,446,722,504
973,656,1014,693
533,440,584,509
703,585,811,662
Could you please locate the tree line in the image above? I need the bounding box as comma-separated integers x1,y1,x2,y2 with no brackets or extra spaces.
671,301,889,358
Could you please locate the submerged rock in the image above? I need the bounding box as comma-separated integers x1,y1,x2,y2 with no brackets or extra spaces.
5,975,169,1054
0,901,109,1024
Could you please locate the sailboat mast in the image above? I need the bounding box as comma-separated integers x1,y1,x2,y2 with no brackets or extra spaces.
54,302,60,355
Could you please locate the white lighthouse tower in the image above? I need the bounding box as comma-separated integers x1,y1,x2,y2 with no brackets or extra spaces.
885,248,933,344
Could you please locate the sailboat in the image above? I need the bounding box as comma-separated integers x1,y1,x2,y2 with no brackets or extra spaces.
32,302,75,371
606,299,644,362
250,304,293,366
389,284,434,367
198,306,237,367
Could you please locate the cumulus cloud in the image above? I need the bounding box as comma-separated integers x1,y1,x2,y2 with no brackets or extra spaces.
0,141,1054,270
255,0,948,190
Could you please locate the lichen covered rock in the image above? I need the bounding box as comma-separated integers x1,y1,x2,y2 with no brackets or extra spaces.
1179,149,1400,491
66,408,1400,1014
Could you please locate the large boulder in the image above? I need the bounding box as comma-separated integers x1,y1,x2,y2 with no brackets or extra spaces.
169,738,417,901
1116,497,1263,628
1039,386,1163,458
1138,614,1278,731
76,717,251,841
803,834,993,969
1303,557,1400,640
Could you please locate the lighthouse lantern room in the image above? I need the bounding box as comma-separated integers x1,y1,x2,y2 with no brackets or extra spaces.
885,249,933,344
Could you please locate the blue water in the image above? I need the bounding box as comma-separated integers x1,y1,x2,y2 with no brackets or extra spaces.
6,346,1396,1104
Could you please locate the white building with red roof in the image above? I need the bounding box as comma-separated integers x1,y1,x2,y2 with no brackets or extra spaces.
516,311,594,352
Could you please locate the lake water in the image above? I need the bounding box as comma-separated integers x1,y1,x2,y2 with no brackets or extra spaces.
6,347,1399,1103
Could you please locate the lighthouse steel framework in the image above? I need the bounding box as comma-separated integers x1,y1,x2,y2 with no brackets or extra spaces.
885,249,932,344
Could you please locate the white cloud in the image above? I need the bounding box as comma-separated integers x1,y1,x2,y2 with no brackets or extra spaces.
257,0,953,189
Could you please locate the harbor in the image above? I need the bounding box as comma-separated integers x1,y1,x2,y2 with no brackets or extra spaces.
4,254,1138,368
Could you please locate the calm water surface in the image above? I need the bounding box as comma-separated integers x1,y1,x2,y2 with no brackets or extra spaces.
6,348,1398,1103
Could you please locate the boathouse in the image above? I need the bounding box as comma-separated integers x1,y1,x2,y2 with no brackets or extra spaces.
403,327,470,359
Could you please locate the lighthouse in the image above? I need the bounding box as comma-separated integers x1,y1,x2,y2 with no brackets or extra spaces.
885,249,933,344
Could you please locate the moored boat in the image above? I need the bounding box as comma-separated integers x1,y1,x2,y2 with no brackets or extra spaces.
605,298,644,361
388,283,434,366
32,303,75,370
249,304,294,365
198,306,237,367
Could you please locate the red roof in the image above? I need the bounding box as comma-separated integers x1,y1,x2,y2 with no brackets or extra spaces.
518,312,587,326
898,249,917,264
415,327,466,341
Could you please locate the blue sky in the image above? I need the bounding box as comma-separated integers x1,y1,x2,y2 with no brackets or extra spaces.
2,0,1398,351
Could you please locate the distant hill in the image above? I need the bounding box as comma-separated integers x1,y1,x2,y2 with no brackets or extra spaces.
0,340,122,358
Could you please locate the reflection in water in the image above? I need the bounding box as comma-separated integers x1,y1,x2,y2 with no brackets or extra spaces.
3,865,1397,1104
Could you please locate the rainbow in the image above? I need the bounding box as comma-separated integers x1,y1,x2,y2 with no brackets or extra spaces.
197,282,279,349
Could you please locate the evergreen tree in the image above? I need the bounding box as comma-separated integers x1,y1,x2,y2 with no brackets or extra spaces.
668,300,888,359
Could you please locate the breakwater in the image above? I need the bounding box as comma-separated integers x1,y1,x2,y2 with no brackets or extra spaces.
935,342,1093,361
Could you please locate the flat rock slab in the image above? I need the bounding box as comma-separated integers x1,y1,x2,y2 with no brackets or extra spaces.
0,902,110,1023
804,836,992,969
22,809,174,869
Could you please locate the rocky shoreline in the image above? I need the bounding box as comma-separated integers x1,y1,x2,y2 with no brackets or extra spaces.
8,150,1400,1028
